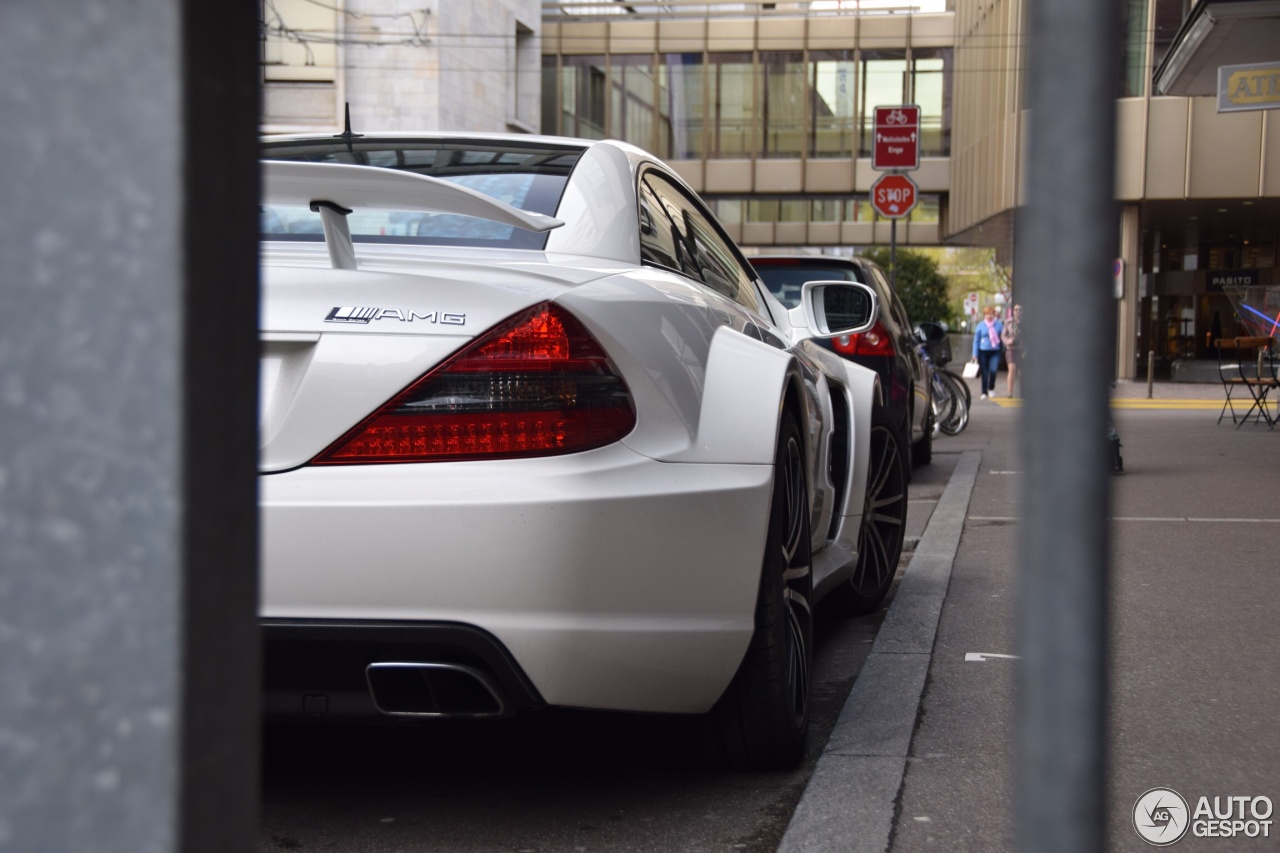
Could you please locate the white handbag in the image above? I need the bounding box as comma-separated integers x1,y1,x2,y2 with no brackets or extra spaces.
961,360,980,379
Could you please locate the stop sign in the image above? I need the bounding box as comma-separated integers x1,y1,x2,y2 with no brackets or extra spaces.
870,172,918,219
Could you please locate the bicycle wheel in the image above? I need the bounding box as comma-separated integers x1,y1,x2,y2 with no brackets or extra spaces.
929,368,955,438
939,370,970,435
943,368,972,409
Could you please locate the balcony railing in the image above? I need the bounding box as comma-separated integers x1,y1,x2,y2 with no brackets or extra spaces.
544,0,941,21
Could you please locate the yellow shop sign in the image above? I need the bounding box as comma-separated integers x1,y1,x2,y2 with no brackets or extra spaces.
1218,62,1280,112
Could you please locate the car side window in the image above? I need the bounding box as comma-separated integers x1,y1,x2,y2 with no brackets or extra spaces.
638,179,689,275
638,171,760,313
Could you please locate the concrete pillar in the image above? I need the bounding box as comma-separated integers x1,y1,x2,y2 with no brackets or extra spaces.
0,2,260,851
1117,204,1142,379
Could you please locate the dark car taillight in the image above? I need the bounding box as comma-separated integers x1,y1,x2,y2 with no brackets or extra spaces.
312,302,636,464
832,320,896,358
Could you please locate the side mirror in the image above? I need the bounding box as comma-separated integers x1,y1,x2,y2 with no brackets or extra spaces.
801,281,878,337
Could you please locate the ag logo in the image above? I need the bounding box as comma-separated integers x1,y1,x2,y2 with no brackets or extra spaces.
1134,788,1190,846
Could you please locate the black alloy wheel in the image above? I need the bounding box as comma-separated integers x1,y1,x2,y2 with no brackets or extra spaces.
911,399,933,466
832,406,908,616
778,426,812,734
703,410,813,770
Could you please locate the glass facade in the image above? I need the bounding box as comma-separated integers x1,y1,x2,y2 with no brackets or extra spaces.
810,51,858,158
860,51,908,156
1122,0,1149,97
760,52,807,158
611,55,657,150
544,47,952,162
561,55,607,140
659,54,704,159
711,194,940,226
710,53,755,157
912,49,952,157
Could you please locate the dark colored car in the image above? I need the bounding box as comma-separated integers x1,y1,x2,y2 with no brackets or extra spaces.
751,255,933,467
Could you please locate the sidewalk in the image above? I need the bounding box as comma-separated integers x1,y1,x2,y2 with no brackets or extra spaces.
779,380,1280,852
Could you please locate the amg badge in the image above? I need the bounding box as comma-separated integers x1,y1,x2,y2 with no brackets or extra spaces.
325,307,466,325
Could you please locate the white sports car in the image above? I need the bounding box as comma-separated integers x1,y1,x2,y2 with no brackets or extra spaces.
258,133,908,768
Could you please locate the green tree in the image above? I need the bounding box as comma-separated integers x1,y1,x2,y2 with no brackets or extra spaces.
861,247,956,326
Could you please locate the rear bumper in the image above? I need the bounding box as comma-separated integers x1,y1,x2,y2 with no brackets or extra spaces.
260,443,774,714
262,620,542,720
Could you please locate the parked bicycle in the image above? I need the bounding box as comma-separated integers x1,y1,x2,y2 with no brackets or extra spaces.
916,323,970,437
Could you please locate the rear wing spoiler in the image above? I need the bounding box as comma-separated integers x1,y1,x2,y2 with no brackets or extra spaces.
261,160,564,270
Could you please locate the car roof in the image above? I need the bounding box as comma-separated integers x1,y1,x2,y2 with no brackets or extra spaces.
262,130,592,149
259,133,703,265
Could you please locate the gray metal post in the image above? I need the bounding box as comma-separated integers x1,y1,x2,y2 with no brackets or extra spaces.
0,2,260,851
1015,0,1120,850
890,217,898,287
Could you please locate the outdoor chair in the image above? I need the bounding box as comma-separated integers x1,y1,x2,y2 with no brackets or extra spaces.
1216,336,1278,428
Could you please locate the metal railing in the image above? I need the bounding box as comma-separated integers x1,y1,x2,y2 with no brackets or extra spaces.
544,0,939,21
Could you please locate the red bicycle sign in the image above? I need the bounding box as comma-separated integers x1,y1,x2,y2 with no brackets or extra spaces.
873,105,920,171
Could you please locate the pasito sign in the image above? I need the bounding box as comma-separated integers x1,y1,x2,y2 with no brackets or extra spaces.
873,105,920,170
871,172,918,219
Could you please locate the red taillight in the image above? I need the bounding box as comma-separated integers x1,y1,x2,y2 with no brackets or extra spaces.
312,302,636,464
832,320,896,358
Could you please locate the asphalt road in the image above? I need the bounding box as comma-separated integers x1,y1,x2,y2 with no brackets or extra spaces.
257,457,955,853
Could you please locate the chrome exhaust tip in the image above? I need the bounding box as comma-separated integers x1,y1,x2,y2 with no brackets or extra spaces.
365,662,508,718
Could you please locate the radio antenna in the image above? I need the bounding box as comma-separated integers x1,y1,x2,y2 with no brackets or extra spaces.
332,102,363,155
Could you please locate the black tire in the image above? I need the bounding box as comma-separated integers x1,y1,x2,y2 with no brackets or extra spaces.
930,369,955,437
830,405,908,616
912,399,933,467
945,368,972,409
939,371,970,436
705,410,814,770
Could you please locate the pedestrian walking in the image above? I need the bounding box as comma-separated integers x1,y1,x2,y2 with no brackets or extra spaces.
1001,303,1022,397
970,305,1004,399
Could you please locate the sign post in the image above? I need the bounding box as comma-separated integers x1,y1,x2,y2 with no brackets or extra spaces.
871,105,920,286
871,172,919,287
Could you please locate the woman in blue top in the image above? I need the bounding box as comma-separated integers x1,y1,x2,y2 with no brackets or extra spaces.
971,306,1004,399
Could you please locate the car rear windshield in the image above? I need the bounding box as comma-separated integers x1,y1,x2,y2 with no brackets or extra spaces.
752,261,865,308
260,139,584,250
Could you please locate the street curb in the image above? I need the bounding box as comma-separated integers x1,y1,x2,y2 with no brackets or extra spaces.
777,450,981,853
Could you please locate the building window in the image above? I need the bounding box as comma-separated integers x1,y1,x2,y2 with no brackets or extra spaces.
812,198,846,221
760,52,806,158
860,50,908,156
910,193,941,223
541,55,558,134
562,55,606,140
810,50,857,158
659,53,704,159
611,55,657,151
710,53,756,157
846,197,874,221
747,198,779,222
1122,0,1149,97
912,49,952,156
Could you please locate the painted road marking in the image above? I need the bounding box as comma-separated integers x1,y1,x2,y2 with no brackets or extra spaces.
990,397,1276,411
969,516,1280,523
965,653,1020,662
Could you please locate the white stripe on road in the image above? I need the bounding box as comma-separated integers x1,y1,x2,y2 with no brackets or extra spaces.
969,516,1280,523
